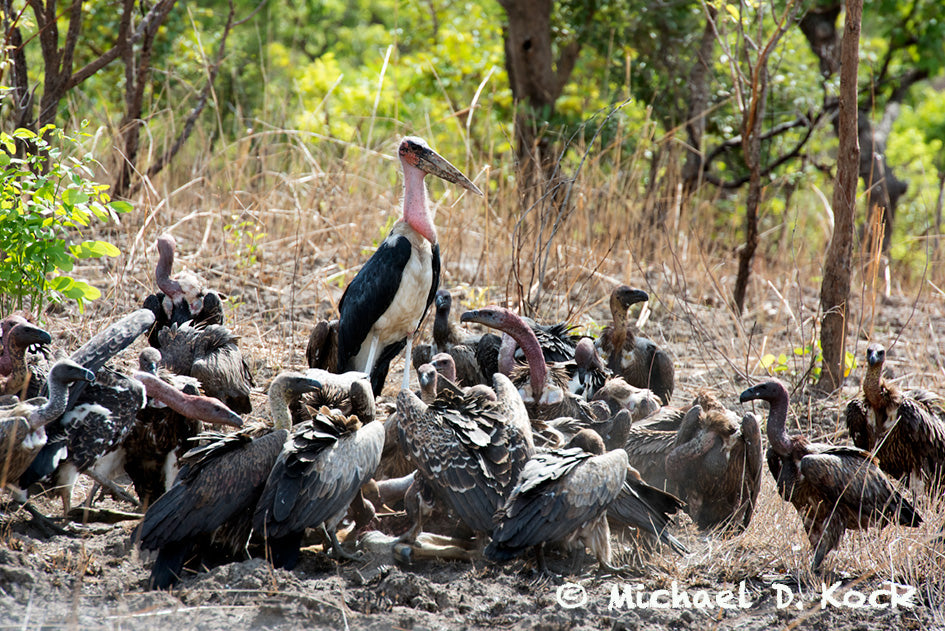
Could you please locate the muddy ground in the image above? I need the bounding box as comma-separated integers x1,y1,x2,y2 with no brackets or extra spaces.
1,249,944,630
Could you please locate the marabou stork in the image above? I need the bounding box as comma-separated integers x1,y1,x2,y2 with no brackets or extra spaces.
336,137,481,396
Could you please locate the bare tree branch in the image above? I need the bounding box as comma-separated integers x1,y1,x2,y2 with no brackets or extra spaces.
67,0,176,88
139,0,238,188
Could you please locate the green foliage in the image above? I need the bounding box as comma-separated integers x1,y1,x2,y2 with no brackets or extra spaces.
365,214,397,257
0,125,129,316
223,216,266,270
760,341,856,383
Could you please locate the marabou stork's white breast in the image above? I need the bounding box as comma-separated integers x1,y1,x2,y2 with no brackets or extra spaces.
372,226,433,343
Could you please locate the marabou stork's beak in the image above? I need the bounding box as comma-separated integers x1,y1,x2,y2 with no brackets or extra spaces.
401,137,483,196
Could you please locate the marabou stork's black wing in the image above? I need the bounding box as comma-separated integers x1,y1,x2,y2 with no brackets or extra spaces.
139,428,287,550
486,448,625,559
844,396,871,451
423,242,441,333
336,235,413,373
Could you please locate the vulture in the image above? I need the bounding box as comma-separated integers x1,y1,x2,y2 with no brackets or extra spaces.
138,371,324,589
461,306,616,441
0,317,51,397
596,285,674,405
253,377,382,569
395,365,533,546
663,395,763,533
741,379,922,572
486,429,687,572
124,348,245,506
411,289,491,387
142,233,224,348
845,342,945,491
18,310,158,512
573,337,662,425
0,360,93,490
335,137,481,396
157,321,255,414
572,336,610,398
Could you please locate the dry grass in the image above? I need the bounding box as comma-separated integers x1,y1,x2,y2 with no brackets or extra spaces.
21,119,945,625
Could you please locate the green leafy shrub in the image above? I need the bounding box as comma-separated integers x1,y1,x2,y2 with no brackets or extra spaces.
0,125,131,316
760,340,857,383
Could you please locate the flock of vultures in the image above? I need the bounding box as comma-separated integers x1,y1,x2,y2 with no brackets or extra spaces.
0,137,937,591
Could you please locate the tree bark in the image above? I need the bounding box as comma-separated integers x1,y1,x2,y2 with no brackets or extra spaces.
732,62,768,315
113,0,146,197
2,0,34,133
681,6,718,192
817,0,862,393
497,0,586,194
799,2,911,254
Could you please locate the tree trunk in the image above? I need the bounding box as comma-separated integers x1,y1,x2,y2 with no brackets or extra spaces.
497,0,585,195
681,6,718,192
113,0,146,197
857,107,908,252
2,0,35,133
817,0,862,393
732,63,768,314
799,2,908,255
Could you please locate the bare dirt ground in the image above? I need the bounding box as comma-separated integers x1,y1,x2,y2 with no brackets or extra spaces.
1,216,944,630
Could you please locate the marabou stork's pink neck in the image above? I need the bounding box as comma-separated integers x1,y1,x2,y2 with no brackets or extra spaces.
402,163,437,244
